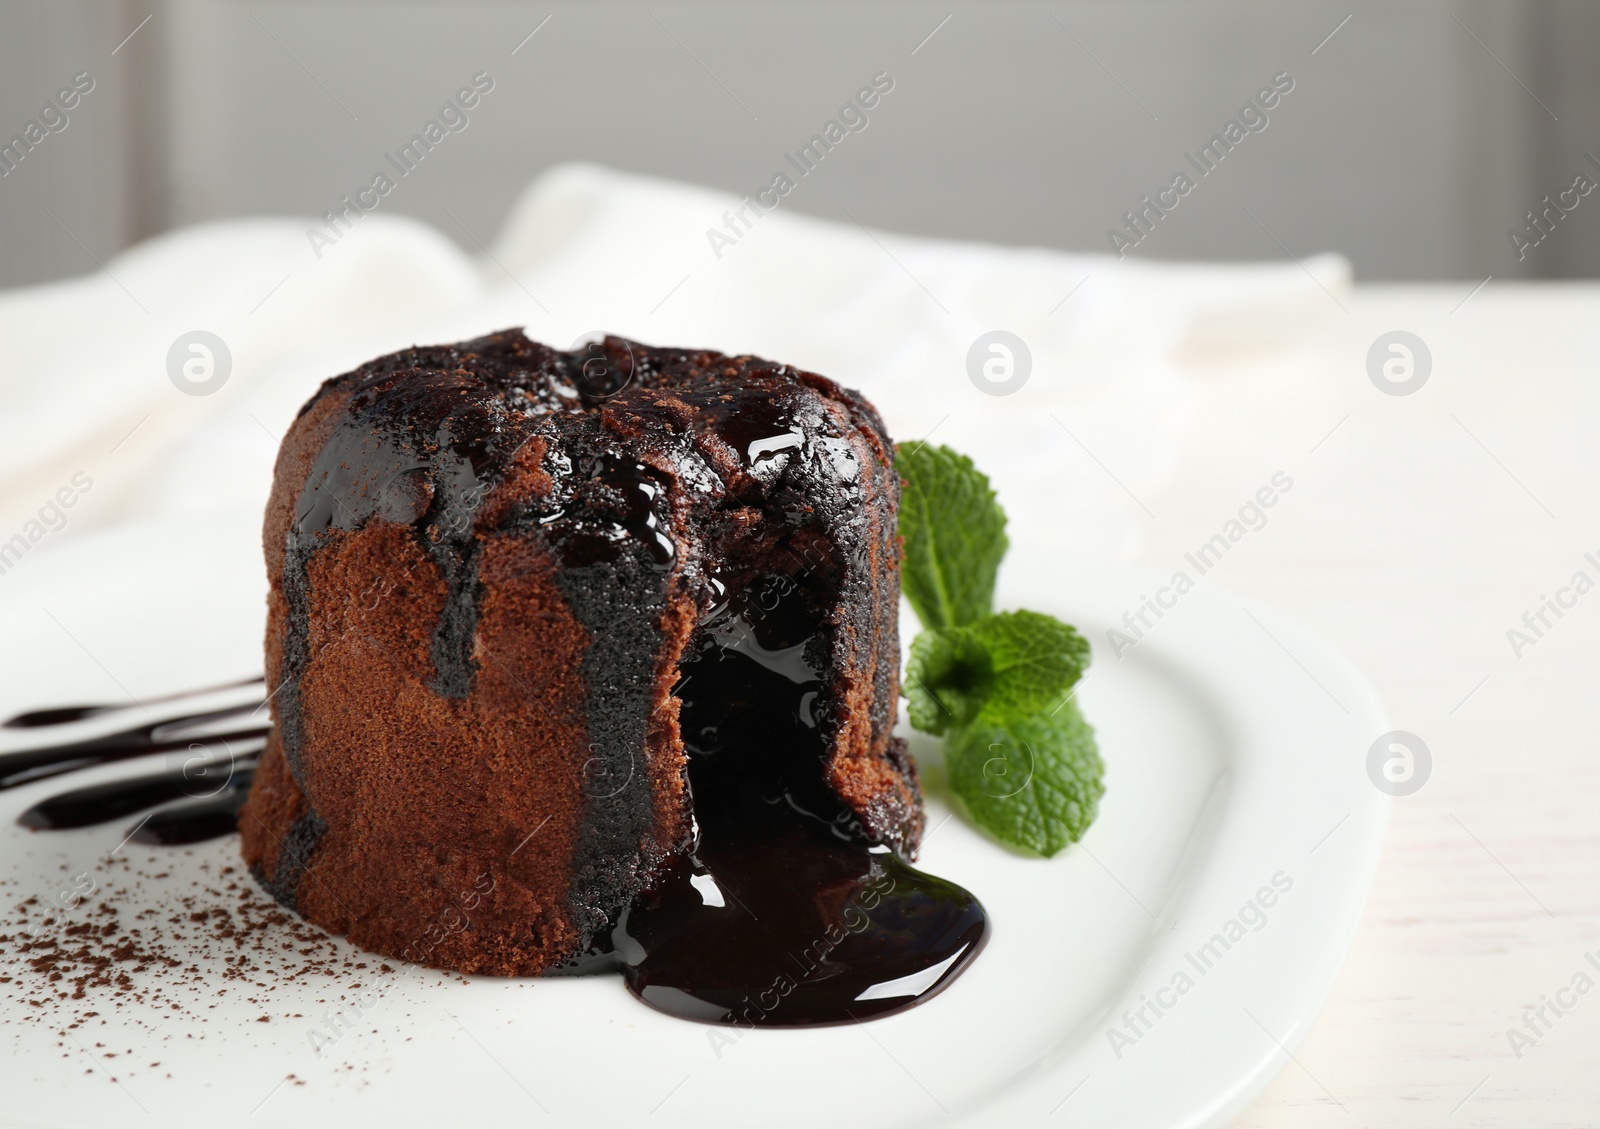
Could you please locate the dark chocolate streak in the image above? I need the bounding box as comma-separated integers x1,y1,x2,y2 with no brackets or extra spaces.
1,677,264,730
3,688,266,846
0,703,268,792
134,786,253,845
258,809,328,907
537,446,678,938
18,762,257,831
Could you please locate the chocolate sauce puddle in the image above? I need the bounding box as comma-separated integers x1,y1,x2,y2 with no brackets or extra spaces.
616,818,987,1025
580,573,989,1025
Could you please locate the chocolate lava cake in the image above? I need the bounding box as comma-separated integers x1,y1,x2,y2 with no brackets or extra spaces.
238,329,928,980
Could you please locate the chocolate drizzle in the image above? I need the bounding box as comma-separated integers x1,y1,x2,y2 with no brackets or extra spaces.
2,686,265,845
1,677,263,730
17,761,256,832
131,783,255,845
0,701,267,793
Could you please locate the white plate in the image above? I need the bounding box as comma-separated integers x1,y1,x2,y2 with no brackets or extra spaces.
0,514,1386,1129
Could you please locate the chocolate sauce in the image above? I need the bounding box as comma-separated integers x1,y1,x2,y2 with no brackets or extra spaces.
592,574,988,1025
18,760,257,831
0,703,268,792
4,689,266,846
130,782,255,845
1,677,264,729
620,836,986,1025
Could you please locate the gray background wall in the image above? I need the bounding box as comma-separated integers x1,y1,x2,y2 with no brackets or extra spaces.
3,0,1599,290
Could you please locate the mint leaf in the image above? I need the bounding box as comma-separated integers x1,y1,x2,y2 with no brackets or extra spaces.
896,443,1007,630
944,699,1104,857
905,610,1091,736
894,440,1105,857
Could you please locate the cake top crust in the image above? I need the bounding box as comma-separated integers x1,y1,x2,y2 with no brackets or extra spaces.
294,328,891,589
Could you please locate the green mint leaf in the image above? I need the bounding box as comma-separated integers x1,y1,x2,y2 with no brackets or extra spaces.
896,442,1008,630
944,699,1104,857
894,442,1105,856
905,610,1091,736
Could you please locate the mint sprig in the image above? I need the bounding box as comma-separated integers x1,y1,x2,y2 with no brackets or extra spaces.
896,442,1104,857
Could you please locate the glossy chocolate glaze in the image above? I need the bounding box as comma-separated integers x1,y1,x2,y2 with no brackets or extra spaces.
18,760,257,833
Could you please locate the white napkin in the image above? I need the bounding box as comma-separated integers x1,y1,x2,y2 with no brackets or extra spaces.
0,163,1349,563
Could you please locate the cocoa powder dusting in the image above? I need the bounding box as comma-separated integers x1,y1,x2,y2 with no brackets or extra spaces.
0,847,407,1085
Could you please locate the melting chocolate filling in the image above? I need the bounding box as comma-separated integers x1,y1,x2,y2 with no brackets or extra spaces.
570,571,988,1025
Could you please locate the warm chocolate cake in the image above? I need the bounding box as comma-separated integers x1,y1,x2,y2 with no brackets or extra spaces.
238,329,986,1023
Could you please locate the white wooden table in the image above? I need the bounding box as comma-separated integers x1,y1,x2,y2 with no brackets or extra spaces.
1095,282,1600,1127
